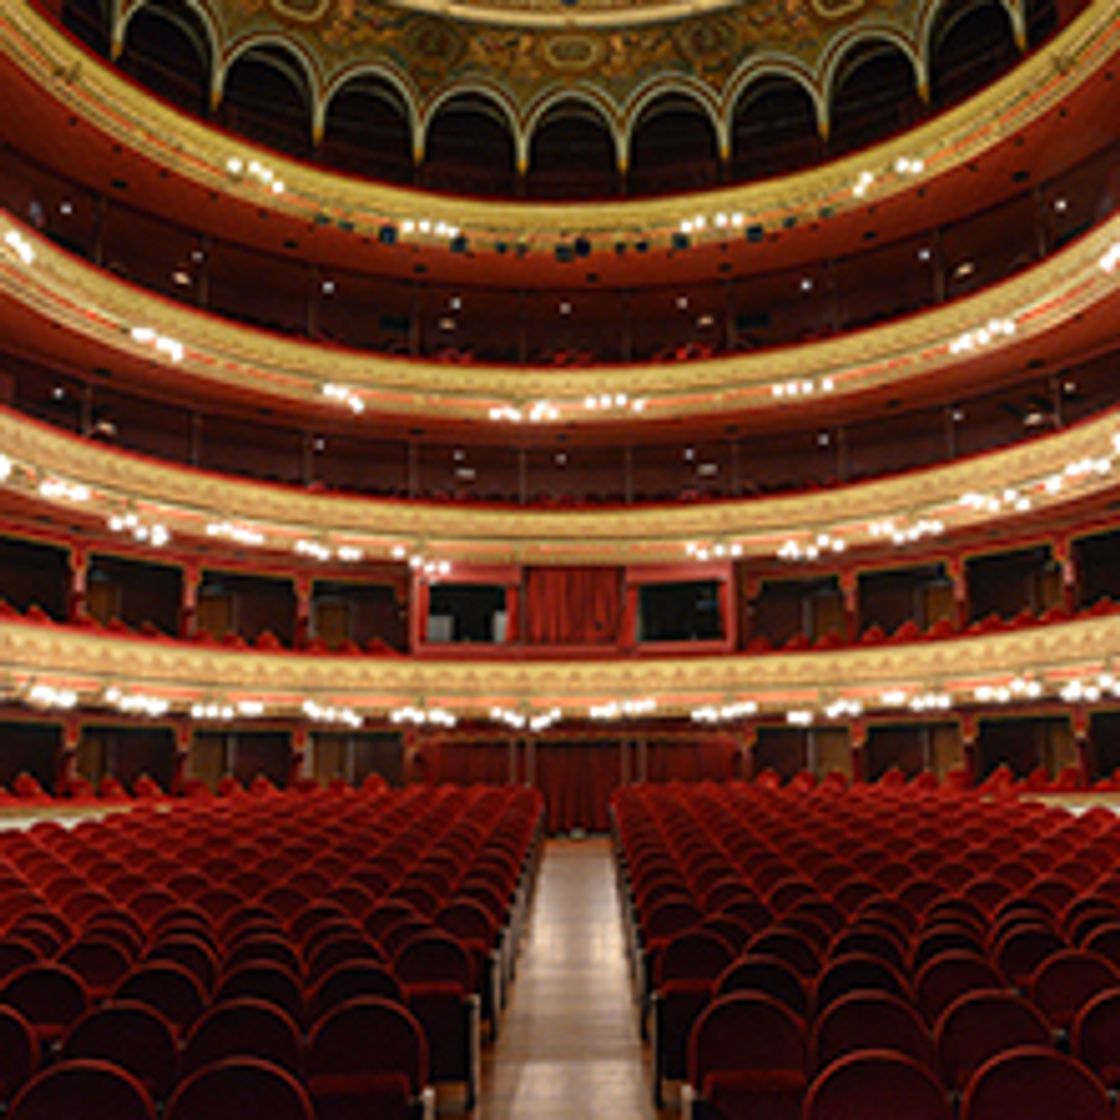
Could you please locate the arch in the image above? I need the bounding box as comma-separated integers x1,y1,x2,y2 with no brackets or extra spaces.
117,0,214,116
927,0,1020,107
729,69,823,182
625,84,721,198
524,94,620,199
420,87,519,197
825,33,925,155
61,0,111,55
1024,0,1059,46
218,37,319,159
320,69,416,184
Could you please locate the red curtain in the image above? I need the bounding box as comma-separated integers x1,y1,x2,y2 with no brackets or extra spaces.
418,741,514,785
645,737,737,782
535,742,621,832
524,567,622,645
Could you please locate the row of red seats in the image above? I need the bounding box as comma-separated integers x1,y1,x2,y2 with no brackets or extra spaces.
0,783,543,1117
612,781,1120,1116
5,592,1119,658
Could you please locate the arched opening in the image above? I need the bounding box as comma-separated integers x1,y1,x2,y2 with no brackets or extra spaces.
730,76,821,182
1025,0,1062,46
525,101,618,199
930,0,1019,109
217,44,313,159
320,75,413,184
628,93,719,197
829,40,924,156
422,93,517,197
118,0,211,116
60,0,109,55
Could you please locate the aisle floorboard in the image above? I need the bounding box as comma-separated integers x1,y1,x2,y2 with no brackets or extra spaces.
475,836,664,1118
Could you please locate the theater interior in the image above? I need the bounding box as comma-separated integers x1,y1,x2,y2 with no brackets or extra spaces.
0,0,1118,1113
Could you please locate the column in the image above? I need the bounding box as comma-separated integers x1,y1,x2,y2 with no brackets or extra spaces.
56,714,80,795
409,571,430,652
740,572,761,648
1073,708,1094,790
180,563,202,639
947,555,969,630
289,725,310,788
524,735,536,787
739,724,757,781
849,719,867,783
840,569,860,643
172,721,191,795
717,574,736,647
402,726,423,785
960,712,979,787
294,572,313,649
67,547,88,623
508,736,519,784
620,581,640,651
1052,537,1079,614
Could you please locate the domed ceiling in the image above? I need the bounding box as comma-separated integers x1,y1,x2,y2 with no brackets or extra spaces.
114,0,1024,150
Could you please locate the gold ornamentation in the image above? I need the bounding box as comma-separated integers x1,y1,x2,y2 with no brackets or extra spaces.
2,612,1118,714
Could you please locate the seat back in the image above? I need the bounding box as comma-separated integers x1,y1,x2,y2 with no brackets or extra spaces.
805,1050,952,1120
307,996,428,1092
813,953,908,1014
215,963,305,1024
167,1057,313,1120
913,952,1004,1023
393,933,473,990
1,963,88,1033
307,962,404,1025
960,1046,1111,1120
812,991,936,1073
0,1005,38,1097
1029,950,1120,1028
653,931,734,987
934,990,1052,1091
688,992,805,1089
9,1058,156,1120
115,962,207,1031
182,998,302,1076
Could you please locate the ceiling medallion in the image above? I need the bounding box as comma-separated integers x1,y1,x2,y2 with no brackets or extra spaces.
542,34,603,71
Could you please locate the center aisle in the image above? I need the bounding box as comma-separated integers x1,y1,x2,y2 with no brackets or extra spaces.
475,836,661,1119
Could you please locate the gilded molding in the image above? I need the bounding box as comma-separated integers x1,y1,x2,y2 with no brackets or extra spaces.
1,612,1117,714
0,396,1117,565
2,0,1114,248
2,205,1118,424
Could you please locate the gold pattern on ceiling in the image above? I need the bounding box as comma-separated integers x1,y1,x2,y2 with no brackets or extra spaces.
118,0,948,117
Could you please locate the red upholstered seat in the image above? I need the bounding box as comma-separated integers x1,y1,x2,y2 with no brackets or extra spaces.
913,952,1004,1024
60,1001,178,1101
115,961,207,1033
306,997,428,1120
1073,988,1120,1089
167,1057,313,1120
1029,950,1120,1029
688,993,806,1120
960,1046,1111,1120
811,991,936,1073
0,1006,38,1100
182,998,303,1076
804,1050,952,1120
934,990,1052,1091
9,1059,156,1120
1,963,89,1044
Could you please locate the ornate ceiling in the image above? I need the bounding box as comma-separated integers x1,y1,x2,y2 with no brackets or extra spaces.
114,0,1026,147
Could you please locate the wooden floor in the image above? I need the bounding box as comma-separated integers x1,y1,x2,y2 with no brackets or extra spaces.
475,837,663,1119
